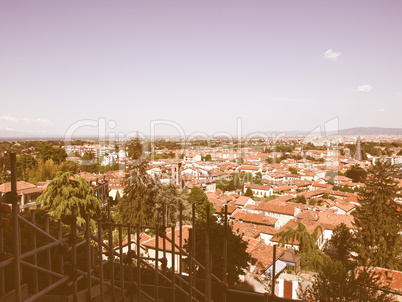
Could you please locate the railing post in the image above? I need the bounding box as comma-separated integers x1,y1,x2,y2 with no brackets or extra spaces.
188,229,193,302
44,214,52,285
58,218,64,275
171,225,176,302
127,223,133,302
179,203,183,277
192,204,196,288
136,224,141,302
108,220,115,301
205,204,211,302
10,152,21,302
31,210,39,294
271,245,276,296
85,213,92,301
155,225,159,302
71,205,78,302
119,224,125,302
222,205,228,302
97,219,104,302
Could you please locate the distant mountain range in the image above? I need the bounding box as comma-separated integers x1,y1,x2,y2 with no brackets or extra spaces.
337,127,402,136
1,127,402,141
263,127,402,137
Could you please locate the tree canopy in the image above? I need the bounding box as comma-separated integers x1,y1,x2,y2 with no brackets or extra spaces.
352,161,402,270
187,186,214,223
274,222,327,272
38,171,102,228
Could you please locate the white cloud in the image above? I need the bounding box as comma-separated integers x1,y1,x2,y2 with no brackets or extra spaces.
377,108,385,112
0,115,53,131
324,49,341,61
356,85,373,92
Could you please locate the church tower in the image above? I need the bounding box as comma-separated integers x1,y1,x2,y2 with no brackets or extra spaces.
355,136,363,161
171,154,182,189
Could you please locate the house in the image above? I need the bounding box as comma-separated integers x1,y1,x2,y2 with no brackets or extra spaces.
0,181,45,211
76,172,109,207
244,184,273,198
141,225,192,273
244,200,303,228
231,208,278,228
354,267,402,299
317,212,355,242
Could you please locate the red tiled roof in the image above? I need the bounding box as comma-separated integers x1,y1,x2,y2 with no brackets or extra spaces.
317,212,354,230
231,209,278,226
142,226,192,252
245,184,272,191
245,201,300,216
0,181,36,193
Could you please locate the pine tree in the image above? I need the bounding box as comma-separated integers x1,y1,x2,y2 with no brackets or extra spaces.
187,186,214,223
352,161,402,270
114,159,157,225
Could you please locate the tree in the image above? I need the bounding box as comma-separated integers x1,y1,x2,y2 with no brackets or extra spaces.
188,186,214,223
37,171,102,228
201,154,212,161
244,187,254,198
345,164,367,183
186,219,250,285
114,160,157,226
296,195,307,204
153,184,192,225
329,223,353,263
36,142,67,164
352,161,402,270
299,258,397,302
127,136,143,161
274,222,326,271
289,167,298,175
16,154,37,180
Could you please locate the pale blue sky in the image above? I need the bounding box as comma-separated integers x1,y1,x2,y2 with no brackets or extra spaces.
1,1,401,137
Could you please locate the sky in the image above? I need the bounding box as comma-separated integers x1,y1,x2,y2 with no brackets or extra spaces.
1,1,402,138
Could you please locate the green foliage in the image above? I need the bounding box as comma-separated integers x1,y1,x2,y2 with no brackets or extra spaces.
299,258,397,302
127,136,144,160
330,223,353,263
114,160,157,226
244,187,254,197
289,167,298,175
296,195,307,204
147,152,175,161
345,164,367,183
186,220,250,285
352,161,402,270
38,171,102,228
274,222,326,272
216,173,247,192
36,142,67,164
201,154,212,161
16,154,37,180
153,184,191,225
115,159,190,226
188,186,214,223
265,157,281,164
82,152,95,160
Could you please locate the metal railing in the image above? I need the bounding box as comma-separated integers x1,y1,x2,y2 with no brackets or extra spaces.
0,152,305,302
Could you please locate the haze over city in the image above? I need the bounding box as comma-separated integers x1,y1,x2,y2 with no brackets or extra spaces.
1,1,402,137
